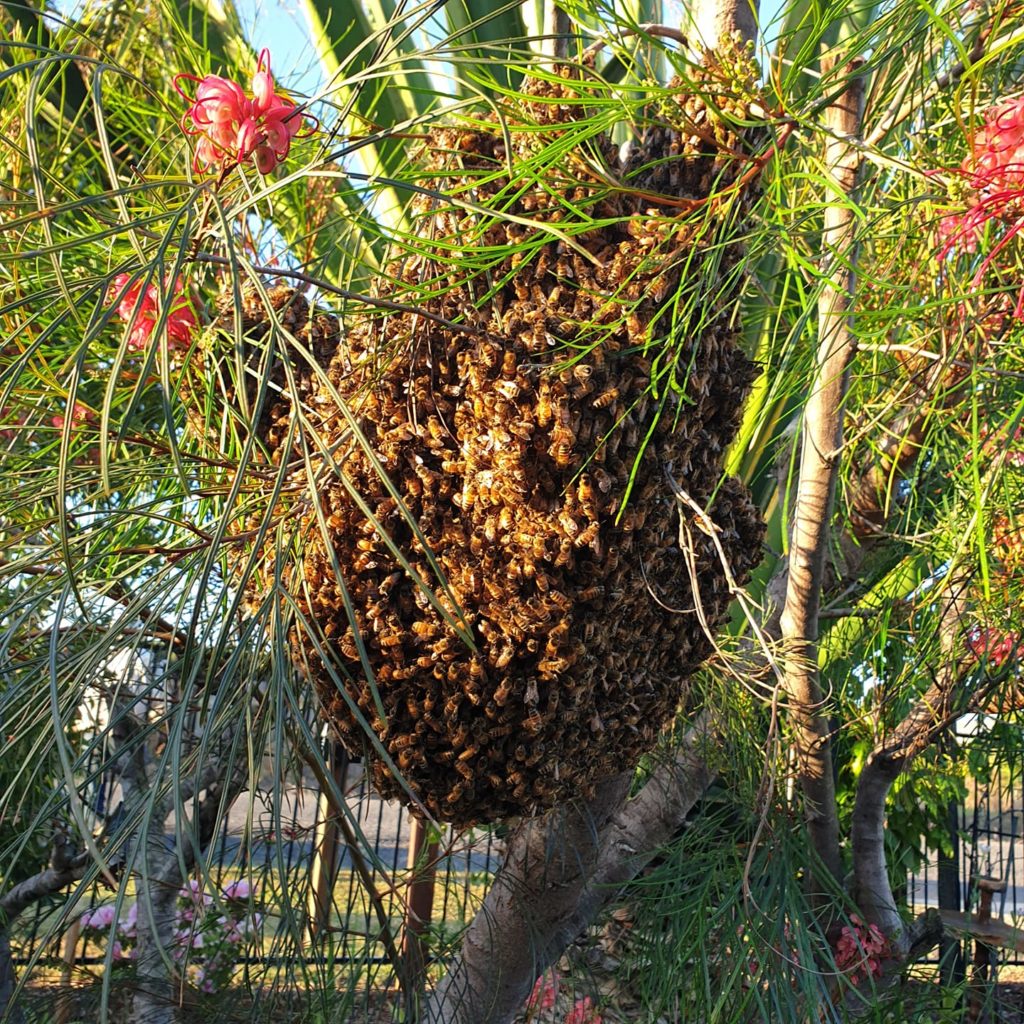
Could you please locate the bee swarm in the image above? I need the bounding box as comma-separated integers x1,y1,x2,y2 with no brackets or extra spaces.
198,45,766,826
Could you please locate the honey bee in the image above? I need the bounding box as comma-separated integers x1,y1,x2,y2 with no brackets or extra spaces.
353,552,378,572
494,379,520,401
593,387,620,410
470,534,486,557
547,621,570,646
593,467,613,493
551,441,573,466
477,516,495,543
493,644,514,670
445,781,468,805
356,536,375,553
575,521,600,548
537,391,553,427
519,557,536,579
493,677,513,706
577,475,595,504
579,584,604,603
522,710,543,736
501,350,517,377
477,343,499,370
558,511,580,538
327,511,345,530
442,458,465,474
508,419,534,440
411,620,438,639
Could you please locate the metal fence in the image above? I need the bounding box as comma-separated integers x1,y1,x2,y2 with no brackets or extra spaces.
12,719,1024,1008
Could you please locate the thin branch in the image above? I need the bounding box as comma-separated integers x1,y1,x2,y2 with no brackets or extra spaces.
0,831,88,924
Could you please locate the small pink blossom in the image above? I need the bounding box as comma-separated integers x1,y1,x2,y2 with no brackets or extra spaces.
834,915,888,985
0,406,25,442
967,626,1024,667
118,902,138,939
84,904,117,930
175,49,310,174
52,402,94,432
110,273,196,353
564,997,602,1024
936,97,1024,316
222,879,251,901
525,968,560,1012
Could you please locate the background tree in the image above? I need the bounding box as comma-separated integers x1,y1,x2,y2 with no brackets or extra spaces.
1,0,1023,1023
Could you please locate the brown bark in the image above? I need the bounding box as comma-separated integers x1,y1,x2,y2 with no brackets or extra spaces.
691,0,758,50
424,716,716,1024
778,58,865,897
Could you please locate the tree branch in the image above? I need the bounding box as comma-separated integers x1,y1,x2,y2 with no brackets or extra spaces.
778,58,865,896
851,580,970,942
0,830,87,924
425,714,716,1024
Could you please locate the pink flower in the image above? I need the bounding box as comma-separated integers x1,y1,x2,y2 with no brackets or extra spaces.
937,97,1024,316
0,406,25,442
967,626,1023,667
525,968,560,1012
564,997,602,1024
84,904,117,930
110,273,196,353
222,879,251,901
118,902,138,939
175,49,310,174
834,915,888,985
52,402,94,432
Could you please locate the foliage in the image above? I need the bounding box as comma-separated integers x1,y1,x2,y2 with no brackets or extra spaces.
1,0,1024,1020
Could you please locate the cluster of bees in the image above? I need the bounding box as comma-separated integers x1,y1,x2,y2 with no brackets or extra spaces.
193,45,767,825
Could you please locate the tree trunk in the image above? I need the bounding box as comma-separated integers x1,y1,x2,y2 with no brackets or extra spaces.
129,853,183,1024
425,717,716,1024
0,931,26,1024
778,55,865,900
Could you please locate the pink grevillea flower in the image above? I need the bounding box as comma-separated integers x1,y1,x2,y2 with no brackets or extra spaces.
175,50,310,174
937,97,1024,316
564,996,602,1024
52,402,94,432
110,273,196,353
525,968,560,1013
834,915,888,986
967,625,1024,667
